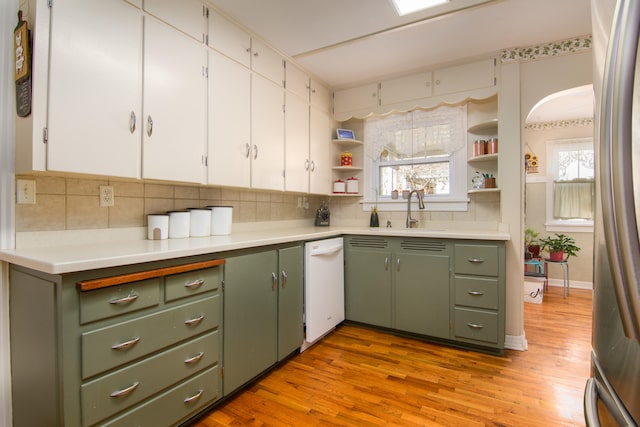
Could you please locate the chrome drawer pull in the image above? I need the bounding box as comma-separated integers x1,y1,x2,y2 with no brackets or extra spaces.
110,382,139,398
184,351,205,365
467,258,485,264
111,337,141,350
109,293,138,305
271,272,277,291
467,322,484,329
281,270,288,288
467,291,484,296
183,389,204,404
184,279,204,289
184,314,205,326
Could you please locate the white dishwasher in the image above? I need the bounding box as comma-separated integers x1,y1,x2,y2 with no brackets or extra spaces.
302,237,345,350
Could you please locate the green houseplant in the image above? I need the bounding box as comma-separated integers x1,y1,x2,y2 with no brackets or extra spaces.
524,228,540,259
538,233,581,261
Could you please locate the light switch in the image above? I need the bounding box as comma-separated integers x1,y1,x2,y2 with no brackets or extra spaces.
16,179,36,204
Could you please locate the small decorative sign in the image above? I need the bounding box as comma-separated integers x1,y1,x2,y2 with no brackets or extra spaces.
14,10,32,117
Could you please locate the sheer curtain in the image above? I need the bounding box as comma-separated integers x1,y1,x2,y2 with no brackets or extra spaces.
553,179,594,219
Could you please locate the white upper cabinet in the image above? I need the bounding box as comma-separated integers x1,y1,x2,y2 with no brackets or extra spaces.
142,16,206,183
143,0,205,42
46,0,142,178
285,91,310,193
310,79,331,112
433,58,495,96
208,8,251,67
251,74,285,191
285,61,310,100
251,38,284,86
333,83,379,116
380,72,433,106
208,49,251,188
309,106,333,195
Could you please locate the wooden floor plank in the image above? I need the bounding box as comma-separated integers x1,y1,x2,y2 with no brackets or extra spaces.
190,286,592,426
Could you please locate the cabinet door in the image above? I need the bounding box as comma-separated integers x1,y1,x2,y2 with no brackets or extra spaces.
333,83,378,115
277,246,304,361
344,249,392,327
285,61,309,100
394,252,450,339
142,17,206,183
208,50,251,187
251,74,285,191
310,79,331,113
144,0,204,41
251,38,284,86
433,58,495,96
47,0,141,178
208,8,251,67
284,92,310,193
223,251,278,395
309,106,333,194
380,72,432,105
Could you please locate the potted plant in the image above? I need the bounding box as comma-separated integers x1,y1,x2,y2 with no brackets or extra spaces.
524,228,540,259
538,233,581,261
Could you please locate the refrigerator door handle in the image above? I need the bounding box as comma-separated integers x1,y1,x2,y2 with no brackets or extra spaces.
601,0,640,341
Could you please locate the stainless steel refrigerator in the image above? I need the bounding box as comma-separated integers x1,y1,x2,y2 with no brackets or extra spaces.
586,0,640,425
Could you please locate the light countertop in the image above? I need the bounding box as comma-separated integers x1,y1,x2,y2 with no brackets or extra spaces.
0,224,510,275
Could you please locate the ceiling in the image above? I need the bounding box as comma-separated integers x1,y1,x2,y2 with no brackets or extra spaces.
209,0,594,121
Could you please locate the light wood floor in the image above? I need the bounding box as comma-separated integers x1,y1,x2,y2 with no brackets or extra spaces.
191,286,592,426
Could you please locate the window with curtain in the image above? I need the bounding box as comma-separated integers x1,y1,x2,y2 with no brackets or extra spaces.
363,104,468,211
546,137,594,229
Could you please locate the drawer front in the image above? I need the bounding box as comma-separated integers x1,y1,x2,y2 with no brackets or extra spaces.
80,279,161,324
81,331,219,426
101,366,220,427
454,276,498,310
165,267,220,302
454,244,499,276
82,295,220,379
453,307,498,344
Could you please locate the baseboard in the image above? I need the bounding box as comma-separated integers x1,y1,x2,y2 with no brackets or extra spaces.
504,333,528,351
547,278,593,290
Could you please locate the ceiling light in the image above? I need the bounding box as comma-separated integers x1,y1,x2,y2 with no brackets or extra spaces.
390,0,450,16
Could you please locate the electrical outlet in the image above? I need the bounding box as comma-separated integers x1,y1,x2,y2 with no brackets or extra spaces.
16,179,36,204
100,185,114,207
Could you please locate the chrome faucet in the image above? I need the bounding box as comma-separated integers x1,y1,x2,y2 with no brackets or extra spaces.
406,189,425,228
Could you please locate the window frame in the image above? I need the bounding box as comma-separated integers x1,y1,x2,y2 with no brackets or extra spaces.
362,105,469,212
545,137,594,232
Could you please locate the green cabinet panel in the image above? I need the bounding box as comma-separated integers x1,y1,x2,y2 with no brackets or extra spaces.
101,366,220,427
165,266,221,302
453,307,499,344
454,276,499,310
395,252,450,338
454,244,499,276
277,245,304,361
345,248,392,327
79,278,161,324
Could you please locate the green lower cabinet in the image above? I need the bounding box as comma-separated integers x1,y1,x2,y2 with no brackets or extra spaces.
344,236,452,340
223,244,303,396
394,250,450,339
345,245,392,327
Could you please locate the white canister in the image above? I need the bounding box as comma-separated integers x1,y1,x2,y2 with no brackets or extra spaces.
333,179,345,193
189,208,211,237
209,206,233,235
168,211,190,239
147,214,169,240
346,177,358,194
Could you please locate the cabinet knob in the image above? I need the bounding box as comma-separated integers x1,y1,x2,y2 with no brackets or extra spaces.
184,389,204,404
183,279,204,289
111,337,141,351
147,115,153,137
310,160,315,172
271,272,277,290
245,143,251,158
253,144,259,160
183,351,205,365
109,293,138,305
305,159,310,171
110,382,140,398
281,270,288,288
184,314,205,326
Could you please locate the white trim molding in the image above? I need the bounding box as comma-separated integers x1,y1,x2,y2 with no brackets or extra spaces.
505,333,528,351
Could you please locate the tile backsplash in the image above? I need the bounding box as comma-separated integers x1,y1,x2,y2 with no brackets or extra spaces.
15,175,501,232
